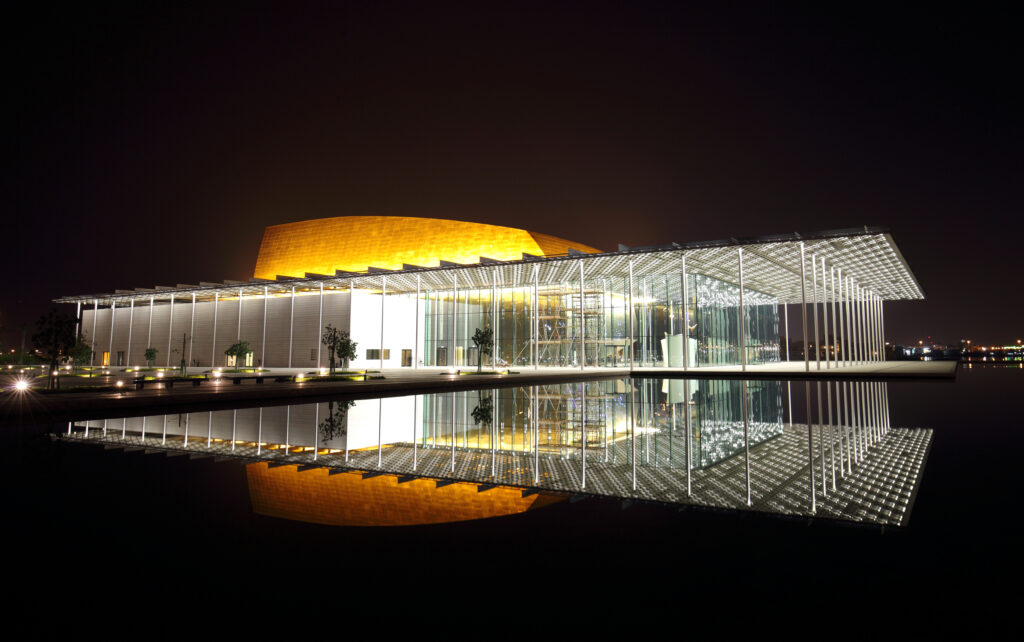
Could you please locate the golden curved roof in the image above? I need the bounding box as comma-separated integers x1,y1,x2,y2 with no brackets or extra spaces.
253,216,602,279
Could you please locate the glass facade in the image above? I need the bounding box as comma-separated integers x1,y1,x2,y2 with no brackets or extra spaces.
421,271,778,368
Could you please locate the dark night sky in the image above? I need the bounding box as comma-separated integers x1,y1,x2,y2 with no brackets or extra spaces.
3,1,1021,348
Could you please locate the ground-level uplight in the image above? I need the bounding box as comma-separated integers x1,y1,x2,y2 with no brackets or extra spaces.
14,379,28,391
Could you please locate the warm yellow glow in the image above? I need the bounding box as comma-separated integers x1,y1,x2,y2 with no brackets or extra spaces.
245,463,564,527
252,216,602,279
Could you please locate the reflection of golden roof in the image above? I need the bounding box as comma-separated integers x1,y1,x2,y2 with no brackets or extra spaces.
253,216,602,279
245,462,564,527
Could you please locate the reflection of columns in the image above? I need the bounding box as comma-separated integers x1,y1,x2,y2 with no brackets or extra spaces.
817,381,826,496
812,254,820,370
681,255,689,371
684,378,691,496
412,395,418,470
578,260,585,371
741,379,750,506
532,389,539,483
211,293,219,367
188,293,196,370
450,392,456,472
414,274,420,370
630,380,637,491
628,260,635,371
287,286,295,368
108,301,116,365
257,408,262,455
738,248,746,372
126,299,134,366
285,406,291,450
91,300,98,366
313,403,319,461
805,381,816,513
799,243,809,372
166,294,175,367
580,382,587,489
377,398,383,468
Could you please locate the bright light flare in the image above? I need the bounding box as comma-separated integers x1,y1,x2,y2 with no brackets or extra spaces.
14,379,29,391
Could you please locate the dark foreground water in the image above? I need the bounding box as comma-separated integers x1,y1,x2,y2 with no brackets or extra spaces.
3,367,1020,620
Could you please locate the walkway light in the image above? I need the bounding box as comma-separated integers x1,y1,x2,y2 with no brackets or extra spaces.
156,371,164,378
116,380,124,388
14,379,28,391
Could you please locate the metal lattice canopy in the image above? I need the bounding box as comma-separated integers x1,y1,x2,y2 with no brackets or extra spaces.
54,226,923,306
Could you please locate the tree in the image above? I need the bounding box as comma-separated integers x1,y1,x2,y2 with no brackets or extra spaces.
32,309,76,390
69,337,91,372
224,341,251,369
472,327,494,373
322,324,357,374
144,347,158,367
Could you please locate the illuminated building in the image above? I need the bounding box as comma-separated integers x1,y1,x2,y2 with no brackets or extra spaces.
56,216,922,371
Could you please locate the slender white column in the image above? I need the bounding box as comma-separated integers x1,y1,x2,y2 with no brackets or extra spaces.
452,274,458,368
681,255,690,371
837,271,845,366
830,265,838,369
628,260,635,371
845,277,853,366
126,299,134,366
378,277,385,370
876,294,884,358
414,274,421,369
166,293,175,367
287,286,295,368
318,282,325,369
859,286,867,364
821,257,830,368
237,288,243,341
784,300,789,362
532,265,539,370
261,286,268,368
578,260,585,371
147,296,154,350
75,301,81,339
493,269,499,368
812,253,821,369
188,293,196,370
738,248,747,372
108,301,116,366
91,300,98,365
799,243,809,372
211,293,219,367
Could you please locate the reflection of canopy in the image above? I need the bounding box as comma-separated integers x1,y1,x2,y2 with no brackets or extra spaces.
245,462,564,527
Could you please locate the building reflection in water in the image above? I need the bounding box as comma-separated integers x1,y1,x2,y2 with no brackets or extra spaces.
59,377,931,528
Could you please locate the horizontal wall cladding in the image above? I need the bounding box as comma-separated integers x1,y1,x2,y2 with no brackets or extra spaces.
291,293,323,369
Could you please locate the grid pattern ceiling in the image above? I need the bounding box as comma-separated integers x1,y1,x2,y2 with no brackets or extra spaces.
55,228,923,306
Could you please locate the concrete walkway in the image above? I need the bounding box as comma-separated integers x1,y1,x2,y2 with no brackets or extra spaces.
1,361,955,427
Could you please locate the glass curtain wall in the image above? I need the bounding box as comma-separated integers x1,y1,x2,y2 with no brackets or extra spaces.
420,268,779,369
